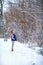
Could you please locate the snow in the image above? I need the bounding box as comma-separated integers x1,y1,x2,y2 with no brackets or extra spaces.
0,38,43,65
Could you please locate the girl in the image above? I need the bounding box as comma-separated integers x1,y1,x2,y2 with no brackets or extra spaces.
11,30,17,51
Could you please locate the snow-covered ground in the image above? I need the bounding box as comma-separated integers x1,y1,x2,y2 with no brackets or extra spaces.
0,38,43,65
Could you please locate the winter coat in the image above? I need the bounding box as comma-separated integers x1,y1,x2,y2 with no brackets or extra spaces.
11,34,17,41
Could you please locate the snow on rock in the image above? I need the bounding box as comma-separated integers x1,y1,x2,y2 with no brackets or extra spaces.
0,38,43,65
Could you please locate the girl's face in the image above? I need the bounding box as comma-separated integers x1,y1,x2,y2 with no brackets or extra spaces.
13,31,15,34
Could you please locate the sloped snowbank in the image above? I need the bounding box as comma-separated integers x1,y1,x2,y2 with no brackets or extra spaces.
0,38,43,65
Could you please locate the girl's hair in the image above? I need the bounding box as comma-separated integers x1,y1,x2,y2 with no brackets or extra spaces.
11,30,13,33
11,30,15,33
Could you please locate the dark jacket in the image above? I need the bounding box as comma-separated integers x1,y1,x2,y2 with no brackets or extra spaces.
11,34,17,41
